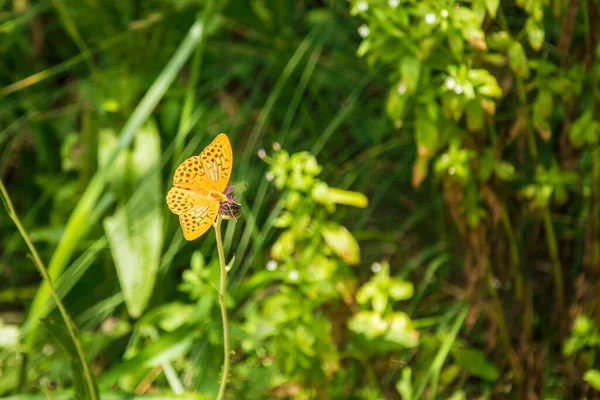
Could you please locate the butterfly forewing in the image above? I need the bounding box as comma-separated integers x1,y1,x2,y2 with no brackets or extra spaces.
199,133,233,193
172,156,212,194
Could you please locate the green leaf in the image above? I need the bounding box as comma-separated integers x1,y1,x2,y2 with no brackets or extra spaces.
494,161,516,181
104,122,164,318
526,17,544,51
40,318,99,399
386,84,408,124
532,90,553,141
485,0,500,18
400,56,421,94
486,31,512,50
395,368,413,400
313,184,368,208
383,312,419,347
321,223,361,265
451,346,499,381
584,369,600,390
465,101,485,132
388,279,414,301
348,310,388,339
271,230,295,260
570,109,600,148
507,41,530,78
415,108,439,157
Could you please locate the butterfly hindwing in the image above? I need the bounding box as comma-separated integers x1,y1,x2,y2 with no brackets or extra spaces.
180,201,219,240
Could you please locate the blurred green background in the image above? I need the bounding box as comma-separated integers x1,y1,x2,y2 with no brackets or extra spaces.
1,0,600,398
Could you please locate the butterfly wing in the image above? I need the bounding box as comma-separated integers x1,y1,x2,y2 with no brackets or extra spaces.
167,187,219,240
180,201,219,240
172,155,211,195
198,133,233,193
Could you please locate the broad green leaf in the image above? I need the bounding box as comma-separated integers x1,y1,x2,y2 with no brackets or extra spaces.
451,346,499,381
321,223,361,265
104,122,164,318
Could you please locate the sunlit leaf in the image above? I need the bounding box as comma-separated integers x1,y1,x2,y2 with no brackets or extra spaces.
321,223,360,265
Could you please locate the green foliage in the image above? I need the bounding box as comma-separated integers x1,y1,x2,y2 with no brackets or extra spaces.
2,0,600,398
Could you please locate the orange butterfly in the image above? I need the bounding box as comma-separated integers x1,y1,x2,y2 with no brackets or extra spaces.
167,133,234,240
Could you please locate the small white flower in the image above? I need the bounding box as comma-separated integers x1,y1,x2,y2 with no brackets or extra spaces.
272,142,281,151
454,84,464,95
266,260,277,271
357,1,369,12
388,0,400,8
424,13,437,25
288,270,299,281
371,262,382,273
358,24,370,38
397,82,407,95
265,171,274,182
445,77,456,90
440,9,449,18
257,148,266,159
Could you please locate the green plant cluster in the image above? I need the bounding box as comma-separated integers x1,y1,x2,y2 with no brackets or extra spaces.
352,0,600,397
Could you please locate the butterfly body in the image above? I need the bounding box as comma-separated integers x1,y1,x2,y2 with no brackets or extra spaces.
167,133,233,240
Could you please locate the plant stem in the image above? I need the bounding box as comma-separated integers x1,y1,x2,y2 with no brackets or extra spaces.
542,210,565,311
214,215,230,400
483,259,524,383
0,179,98,400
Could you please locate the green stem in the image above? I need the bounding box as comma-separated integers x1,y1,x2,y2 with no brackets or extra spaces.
214,215,230,400
483,259,524,383
501,208,524,302
542,210,565,311
0,179,97,400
